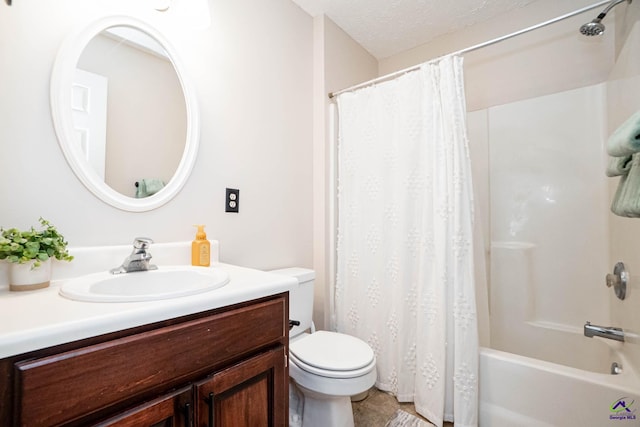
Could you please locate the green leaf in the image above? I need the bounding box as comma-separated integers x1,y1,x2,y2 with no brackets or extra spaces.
25,241,40,251
0,218,72,266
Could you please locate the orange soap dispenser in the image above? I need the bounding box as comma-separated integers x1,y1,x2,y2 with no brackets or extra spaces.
191,225,211,267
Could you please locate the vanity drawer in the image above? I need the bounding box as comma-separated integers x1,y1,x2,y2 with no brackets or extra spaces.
13,296,287,426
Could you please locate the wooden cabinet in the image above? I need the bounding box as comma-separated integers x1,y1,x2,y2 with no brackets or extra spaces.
0,293,289,427
195,346,287,427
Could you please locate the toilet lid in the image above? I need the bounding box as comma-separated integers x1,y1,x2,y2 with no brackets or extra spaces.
289,331,375,372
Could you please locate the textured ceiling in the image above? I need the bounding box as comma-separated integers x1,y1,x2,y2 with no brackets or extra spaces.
290,0,541,59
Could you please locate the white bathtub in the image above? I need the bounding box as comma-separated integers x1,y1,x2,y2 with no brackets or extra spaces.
479,347,640,427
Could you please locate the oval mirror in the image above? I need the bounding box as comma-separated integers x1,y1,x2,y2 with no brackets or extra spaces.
50,16,199,212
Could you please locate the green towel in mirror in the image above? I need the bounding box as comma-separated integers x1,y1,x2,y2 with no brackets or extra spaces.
135,178,165,198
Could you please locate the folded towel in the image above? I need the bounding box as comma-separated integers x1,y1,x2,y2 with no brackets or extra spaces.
606,155,633,177
135,178,165,198
611,153,640,217
607,110,640,156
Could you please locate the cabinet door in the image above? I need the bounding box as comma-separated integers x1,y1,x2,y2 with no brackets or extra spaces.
195,346,287,427
96,386,193,427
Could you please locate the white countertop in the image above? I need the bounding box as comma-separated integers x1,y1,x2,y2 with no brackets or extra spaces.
0,262,297,359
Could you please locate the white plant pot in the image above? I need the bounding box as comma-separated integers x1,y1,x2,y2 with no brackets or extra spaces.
9,258,52,292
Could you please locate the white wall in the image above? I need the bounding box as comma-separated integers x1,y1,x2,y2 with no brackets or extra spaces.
0,0,314,271
312,15,378,330
607,21,640,374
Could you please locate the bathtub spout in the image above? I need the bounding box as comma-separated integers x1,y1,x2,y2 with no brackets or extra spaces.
584,321,625,342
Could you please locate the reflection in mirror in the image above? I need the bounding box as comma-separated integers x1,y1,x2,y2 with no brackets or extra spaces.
75,26,186,197
51,16,199,211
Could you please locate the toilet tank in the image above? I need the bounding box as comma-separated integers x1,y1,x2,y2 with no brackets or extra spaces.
269,267,315,338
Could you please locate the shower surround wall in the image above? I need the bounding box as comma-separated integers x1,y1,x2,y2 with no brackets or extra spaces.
467,84,611,371
466,21,640,376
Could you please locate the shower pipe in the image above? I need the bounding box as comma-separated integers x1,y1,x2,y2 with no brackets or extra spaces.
328,0,614,99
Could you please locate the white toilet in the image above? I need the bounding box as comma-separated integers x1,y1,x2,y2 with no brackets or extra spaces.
270,268,377,427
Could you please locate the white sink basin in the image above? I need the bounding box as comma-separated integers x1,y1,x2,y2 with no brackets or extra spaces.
59,266,230,302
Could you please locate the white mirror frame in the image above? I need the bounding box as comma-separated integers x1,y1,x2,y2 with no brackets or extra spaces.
50,16,200,212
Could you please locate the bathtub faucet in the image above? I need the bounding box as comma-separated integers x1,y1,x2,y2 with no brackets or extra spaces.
584,321,625,342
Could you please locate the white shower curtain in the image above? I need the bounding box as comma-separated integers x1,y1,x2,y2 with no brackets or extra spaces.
334,55,478,427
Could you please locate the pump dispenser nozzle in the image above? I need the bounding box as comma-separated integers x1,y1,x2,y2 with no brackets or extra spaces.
194,224,206,239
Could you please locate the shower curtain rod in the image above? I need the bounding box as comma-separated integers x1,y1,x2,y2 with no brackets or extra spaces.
328,0,610,99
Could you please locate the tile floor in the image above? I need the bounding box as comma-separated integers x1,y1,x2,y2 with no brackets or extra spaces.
353,387,454,427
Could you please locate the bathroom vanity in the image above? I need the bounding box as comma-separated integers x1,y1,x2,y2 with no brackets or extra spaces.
0,262,296,426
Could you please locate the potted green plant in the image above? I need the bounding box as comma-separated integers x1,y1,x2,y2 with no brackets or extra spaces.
0,217,73,291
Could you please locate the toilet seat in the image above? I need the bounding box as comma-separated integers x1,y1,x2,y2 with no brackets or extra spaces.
290,331,376,379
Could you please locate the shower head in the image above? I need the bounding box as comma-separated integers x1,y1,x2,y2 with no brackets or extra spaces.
579,0,632,36
579,16,606,36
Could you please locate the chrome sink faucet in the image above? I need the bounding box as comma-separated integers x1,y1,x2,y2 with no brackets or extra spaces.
110,237,158,274
584,321,625,342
